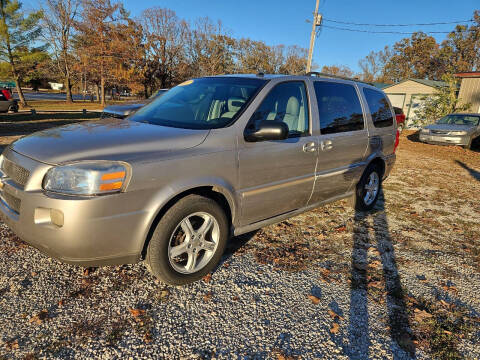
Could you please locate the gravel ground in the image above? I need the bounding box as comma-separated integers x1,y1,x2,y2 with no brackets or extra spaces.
0,130,479,359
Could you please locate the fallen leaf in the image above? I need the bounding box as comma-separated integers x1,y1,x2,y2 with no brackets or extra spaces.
129,308,145,318
203,292,213,302
58,299,65,307
143,331,153,343
328,309,345,321
414,308,433,322
335,226,347,232
308,295,320,305
443,330,452,335
368,281,383,289
223,262,230,268
4,339,19,351
439,299,449,307
368,260,381,269
232,295,239,301
159,289,169,301
202,273,212,283
29,310,49,325
330,322,340,334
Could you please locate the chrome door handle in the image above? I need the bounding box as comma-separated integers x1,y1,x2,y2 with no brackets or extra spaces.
302,142,316,153
320,140,333,151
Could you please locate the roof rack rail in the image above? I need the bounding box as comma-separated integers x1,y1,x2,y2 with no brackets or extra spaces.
306,72,373,86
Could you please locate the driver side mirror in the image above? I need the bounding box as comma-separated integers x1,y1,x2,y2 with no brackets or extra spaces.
244,121,289,142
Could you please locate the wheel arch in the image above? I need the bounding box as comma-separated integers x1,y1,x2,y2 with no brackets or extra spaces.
140,183,236,259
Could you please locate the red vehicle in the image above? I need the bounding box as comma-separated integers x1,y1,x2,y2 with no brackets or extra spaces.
393,107,406,132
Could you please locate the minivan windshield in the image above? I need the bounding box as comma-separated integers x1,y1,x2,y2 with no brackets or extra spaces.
130,77,266,129
436,114,480,126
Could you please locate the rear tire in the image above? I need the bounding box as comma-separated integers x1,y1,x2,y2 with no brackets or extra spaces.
353,163,382,212
145,194,229,285
8,104,18,113
463,137,472,150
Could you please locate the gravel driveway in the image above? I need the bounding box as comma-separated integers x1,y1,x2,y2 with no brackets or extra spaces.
0,130,479,359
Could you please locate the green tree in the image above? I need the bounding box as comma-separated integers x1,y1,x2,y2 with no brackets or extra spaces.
384,32,439,83
413,74,471,126
0,0,42,106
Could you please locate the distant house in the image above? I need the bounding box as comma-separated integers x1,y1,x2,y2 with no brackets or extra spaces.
455,72,480,113
48,82,64,91
382,79,447,125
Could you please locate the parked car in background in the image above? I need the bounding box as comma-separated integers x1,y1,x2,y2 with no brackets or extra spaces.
419,113,480,149
0,88,18,113
0,74,397,285
393,107,406,132
101,89,168,119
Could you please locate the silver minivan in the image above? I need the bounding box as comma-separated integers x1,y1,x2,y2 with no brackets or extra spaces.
0,73,398,285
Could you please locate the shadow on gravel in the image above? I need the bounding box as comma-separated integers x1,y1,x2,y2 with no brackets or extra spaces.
455,160,480,181
347,190,415,359
218,230,259,266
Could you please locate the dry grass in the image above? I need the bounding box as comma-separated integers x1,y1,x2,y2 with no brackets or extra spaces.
18,100,131,111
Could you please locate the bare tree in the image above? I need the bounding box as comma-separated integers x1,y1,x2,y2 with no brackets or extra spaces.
42,0,80,103
141,7,189,89
187,17,235,77
75,0,126,106
320,64,354,78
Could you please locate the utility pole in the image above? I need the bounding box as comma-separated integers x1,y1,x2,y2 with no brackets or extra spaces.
306,0,322,73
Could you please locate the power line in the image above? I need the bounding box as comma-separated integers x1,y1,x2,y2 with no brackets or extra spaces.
322,18,474,27
320,24,474,35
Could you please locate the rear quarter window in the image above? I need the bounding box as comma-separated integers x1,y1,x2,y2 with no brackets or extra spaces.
363,88,394,128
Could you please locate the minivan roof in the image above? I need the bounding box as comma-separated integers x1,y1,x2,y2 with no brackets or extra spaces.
211,73,375,87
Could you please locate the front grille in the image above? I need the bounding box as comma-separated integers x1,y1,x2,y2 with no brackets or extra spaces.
1,191,21,213
431,130,450,135
1,157,30,186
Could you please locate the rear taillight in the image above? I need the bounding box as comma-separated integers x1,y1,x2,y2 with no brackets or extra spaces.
393,130,400,153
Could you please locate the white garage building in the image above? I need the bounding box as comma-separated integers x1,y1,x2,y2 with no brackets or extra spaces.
383,79,447,126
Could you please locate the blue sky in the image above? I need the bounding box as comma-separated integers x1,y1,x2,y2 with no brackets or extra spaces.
27,0,478,72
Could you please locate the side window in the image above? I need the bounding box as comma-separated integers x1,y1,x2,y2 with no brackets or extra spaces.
363,88,394,128
250,81,309,137
313,81,364,134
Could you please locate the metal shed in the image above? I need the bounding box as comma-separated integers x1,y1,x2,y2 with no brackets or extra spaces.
455,72,480,113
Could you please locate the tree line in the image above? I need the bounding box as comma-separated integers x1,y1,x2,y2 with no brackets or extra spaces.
0,0,309,107
322,10,480,84
0,0,478,108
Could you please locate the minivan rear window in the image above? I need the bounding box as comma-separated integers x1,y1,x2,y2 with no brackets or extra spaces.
313,81,364,134
363,88,394,128
130,77,266,129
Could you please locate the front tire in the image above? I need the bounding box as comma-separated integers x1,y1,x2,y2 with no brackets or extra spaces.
146,194,229,285
353,163,382,211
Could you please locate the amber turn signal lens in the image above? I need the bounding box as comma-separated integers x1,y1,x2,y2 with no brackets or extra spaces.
101,171,126,181
99,181,123,191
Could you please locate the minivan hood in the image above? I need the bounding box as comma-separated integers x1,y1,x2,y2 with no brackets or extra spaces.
9,118,209,164
424,123,475,132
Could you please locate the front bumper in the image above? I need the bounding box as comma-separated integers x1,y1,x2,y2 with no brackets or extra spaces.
419,133,470,146
0,150,152,266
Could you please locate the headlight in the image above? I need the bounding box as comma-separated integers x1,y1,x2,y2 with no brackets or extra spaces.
421,129,430,134
449,131,467,136
43,161,130,195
